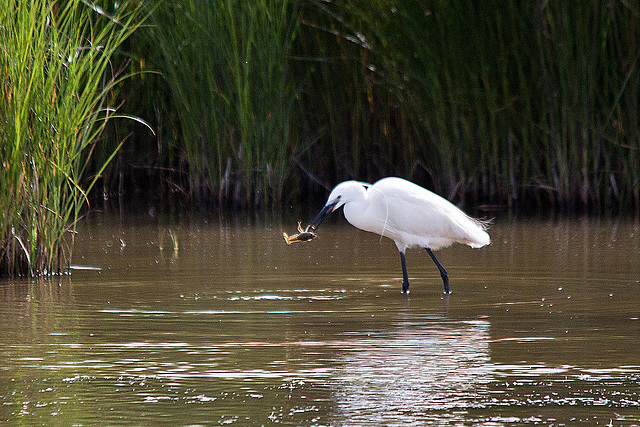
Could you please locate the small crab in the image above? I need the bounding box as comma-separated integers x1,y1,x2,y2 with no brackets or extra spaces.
283,222,318,245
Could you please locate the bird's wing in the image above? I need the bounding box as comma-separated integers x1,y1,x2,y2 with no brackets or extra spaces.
368,179,488,248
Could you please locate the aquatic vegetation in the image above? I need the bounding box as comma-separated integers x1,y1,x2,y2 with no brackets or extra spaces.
146,0,300,208
0,0,144,276
296,0,640,211
104,0,640,212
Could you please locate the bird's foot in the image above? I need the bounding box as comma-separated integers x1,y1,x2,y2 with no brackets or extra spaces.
402,282,410,294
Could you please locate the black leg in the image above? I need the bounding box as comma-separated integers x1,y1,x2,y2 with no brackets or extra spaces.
400,251,410,294
425,248,450,294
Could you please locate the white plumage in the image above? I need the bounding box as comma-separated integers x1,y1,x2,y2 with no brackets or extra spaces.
310,177,490,294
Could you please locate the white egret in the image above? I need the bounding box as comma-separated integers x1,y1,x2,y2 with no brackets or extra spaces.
309,177,490,294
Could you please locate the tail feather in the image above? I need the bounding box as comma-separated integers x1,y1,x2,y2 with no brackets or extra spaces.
463,217,492,248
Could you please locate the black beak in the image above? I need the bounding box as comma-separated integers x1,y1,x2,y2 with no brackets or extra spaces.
309,201,338,230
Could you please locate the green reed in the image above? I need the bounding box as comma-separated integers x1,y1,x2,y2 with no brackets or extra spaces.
0,0,143,276
146,0,299,208
88,0,640,212
296,0,640,211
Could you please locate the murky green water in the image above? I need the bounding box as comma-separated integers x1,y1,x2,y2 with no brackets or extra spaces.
1,215,639,425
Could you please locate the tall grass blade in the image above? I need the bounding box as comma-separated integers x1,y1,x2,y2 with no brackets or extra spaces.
0,0,144,276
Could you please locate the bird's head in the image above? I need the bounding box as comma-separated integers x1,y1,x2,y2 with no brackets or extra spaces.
309,181,369,230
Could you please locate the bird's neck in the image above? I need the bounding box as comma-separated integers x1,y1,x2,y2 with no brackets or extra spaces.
343,197,369,231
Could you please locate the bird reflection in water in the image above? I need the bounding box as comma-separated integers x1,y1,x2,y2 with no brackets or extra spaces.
331,317,491,423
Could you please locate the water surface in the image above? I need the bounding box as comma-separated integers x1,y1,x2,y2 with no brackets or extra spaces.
1,215,639,425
